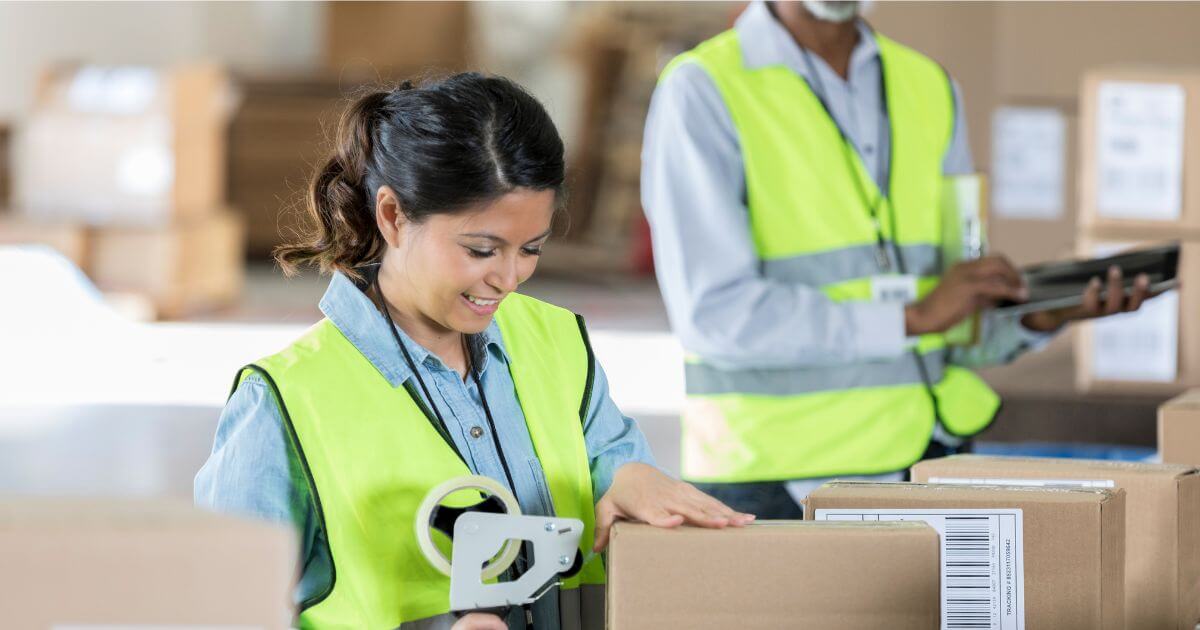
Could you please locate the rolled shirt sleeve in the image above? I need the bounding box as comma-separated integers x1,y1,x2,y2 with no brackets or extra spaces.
583,355,659,499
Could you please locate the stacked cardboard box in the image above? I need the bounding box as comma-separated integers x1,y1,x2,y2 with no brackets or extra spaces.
805,481,1125,630
9,64,244,317
1161,389,1200,466
1074,68,1200,394
912,455,1200,630
226,75,349,257
606,521,940,630
2,498,295,628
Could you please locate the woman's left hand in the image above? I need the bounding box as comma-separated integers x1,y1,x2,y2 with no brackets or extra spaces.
592,462,755,552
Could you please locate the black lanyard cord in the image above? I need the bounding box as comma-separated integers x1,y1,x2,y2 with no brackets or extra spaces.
369,267,535,610
798,36,901,274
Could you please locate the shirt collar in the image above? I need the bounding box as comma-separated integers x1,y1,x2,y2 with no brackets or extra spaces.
736,1,879,79
317,270,509,388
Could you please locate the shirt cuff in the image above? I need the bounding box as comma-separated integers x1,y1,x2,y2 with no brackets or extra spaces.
847,301,907,360
1013,315,1059,352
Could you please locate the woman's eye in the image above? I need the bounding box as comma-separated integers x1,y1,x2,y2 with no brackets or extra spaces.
466,248,495,258
521,246,543,257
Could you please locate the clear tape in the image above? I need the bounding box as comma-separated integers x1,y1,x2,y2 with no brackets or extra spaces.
414,474,522,579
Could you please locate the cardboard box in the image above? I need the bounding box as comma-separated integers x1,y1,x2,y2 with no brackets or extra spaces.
90,210,246,317
606,521,940,630
1079,67,1200,235
1161,389,1200,466
912,455,1200,630
1075,235,1200,393
326,2,470,80
805,481,1125,630
15,63,236,223
2,498,295,628
0,214,88,269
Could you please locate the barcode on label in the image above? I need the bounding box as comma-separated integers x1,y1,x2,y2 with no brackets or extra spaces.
814,508,1024,630
945,516,994,629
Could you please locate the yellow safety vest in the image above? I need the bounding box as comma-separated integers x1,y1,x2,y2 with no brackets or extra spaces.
667,29,999,483
238,293,605,628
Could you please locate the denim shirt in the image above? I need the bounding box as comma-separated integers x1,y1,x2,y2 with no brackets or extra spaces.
194,272,656,629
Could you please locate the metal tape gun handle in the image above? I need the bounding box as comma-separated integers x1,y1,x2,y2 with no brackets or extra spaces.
415,475,588,616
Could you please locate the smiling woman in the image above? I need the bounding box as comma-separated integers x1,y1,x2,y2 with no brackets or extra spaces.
196,72,751,630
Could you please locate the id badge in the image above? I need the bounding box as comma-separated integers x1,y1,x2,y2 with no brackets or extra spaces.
870,274,918,304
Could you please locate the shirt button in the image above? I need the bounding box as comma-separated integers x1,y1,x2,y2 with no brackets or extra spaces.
469,426,484,439
864,144,875,154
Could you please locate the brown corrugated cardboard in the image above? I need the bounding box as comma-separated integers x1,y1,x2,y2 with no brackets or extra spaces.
1075,236,1200,393
1079,67,1200,235
0,214,89,268
805,481,1125,630
15,63,235,224
326,2,470,80
89,210,245,317
1161,389,1200,466
2,498,295,628
606,521,939,630
912,454,1200,630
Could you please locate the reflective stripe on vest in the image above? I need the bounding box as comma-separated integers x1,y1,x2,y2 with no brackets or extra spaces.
667,29,999,483
240,293,605,628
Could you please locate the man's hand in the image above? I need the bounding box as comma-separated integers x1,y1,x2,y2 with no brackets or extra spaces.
1021,265,1158,332
905,255,1027,336
593,463,755,552
451,613,507,630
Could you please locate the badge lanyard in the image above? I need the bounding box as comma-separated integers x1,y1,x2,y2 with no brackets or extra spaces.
797,37,905,275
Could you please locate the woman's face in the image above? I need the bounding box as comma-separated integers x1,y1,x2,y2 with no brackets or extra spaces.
390,188,556,335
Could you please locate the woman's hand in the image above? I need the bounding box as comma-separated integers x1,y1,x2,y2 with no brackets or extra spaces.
451,612,507,630
593,463,755,552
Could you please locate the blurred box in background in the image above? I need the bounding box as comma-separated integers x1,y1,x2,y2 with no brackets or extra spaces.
1080,68,1200,235
0,210,244,319
14,63,236,224
90,210,245,319
227,75,348,258
3,499,294,628
326,1,471,80
1161,389,1200,466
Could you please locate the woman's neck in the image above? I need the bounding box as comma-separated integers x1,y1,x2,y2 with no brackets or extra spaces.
374,264,469,378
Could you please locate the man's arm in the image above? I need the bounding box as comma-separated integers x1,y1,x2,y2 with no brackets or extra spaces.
642,61,908,370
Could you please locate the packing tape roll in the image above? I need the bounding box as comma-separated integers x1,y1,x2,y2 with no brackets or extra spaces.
415,474,522,579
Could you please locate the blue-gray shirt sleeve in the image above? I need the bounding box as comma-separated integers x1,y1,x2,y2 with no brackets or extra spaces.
194,373,326,604
641,61,909,369
582,355,658,500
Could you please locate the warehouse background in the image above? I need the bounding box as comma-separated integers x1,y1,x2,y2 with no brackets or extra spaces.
2,1,1198,497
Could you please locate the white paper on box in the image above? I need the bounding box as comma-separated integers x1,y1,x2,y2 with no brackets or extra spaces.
991,107,1066,219
1095,81,1186,221
1086,241,1180,381
814,508,1025,630
928,477,1115,489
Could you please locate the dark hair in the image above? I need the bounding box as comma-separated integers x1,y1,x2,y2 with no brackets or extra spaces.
275,73,565,279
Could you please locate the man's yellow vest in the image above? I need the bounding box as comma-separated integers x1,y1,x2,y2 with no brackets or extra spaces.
237,293,605,628
668,29,999,483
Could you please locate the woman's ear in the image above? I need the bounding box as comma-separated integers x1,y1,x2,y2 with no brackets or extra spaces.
375,186,406,248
